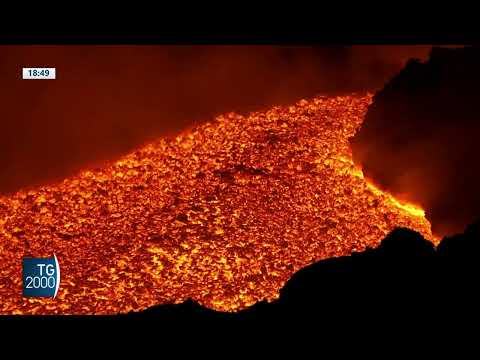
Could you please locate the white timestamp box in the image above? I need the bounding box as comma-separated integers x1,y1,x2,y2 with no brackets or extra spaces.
22,68,56,79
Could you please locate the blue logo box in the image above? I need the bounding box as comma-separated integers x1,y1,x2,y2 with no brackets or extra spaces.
22,255,60,298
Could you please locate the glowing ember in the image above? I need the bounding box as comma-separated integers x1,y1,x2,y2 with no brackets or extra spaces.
0,94,436,314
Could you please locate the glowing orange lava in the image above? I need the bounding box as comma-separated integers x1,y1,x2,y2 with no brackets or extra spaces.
0,94,436,314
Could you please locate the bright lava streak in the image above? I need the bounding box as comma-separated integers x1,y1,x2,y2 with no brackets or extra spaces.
0,94,436,314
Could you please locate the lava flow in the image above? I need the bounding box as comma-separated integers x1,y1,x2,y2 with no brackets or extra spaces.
0,94,436,315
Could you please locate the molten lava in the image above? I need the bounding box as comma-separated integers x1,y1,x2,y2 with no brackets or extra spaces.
0,94,436,314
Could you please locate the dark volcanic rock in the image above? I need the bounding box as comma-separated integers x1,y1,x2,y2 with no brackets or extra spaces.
350,46,480,235
127,222,480,325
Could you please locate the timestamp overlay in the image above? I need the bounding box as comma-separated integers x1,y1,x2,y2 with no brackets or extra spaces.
22,67,56,80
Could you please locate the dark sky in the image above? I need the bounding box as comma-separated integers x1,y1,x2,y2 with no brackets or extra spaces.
0,45,434,194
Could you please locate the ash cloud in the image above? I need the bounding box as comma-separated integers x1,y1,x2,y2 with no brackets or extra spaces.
351,46,480,236
0,45,433,194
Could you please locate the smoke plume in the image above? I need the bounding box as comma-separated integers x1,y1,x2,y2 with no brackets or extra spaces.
0,45,434,194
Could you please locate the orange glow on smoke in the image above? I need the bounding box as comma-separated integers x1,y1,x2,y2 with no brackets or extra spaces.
0,94,436,314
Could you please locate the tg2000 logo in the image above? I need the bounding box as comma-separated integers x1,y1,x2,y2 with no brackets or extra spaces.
22,255,60,298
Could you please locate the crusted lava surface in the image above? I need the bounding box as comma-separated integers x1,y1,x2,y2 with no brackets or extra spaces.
0,94,435,314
